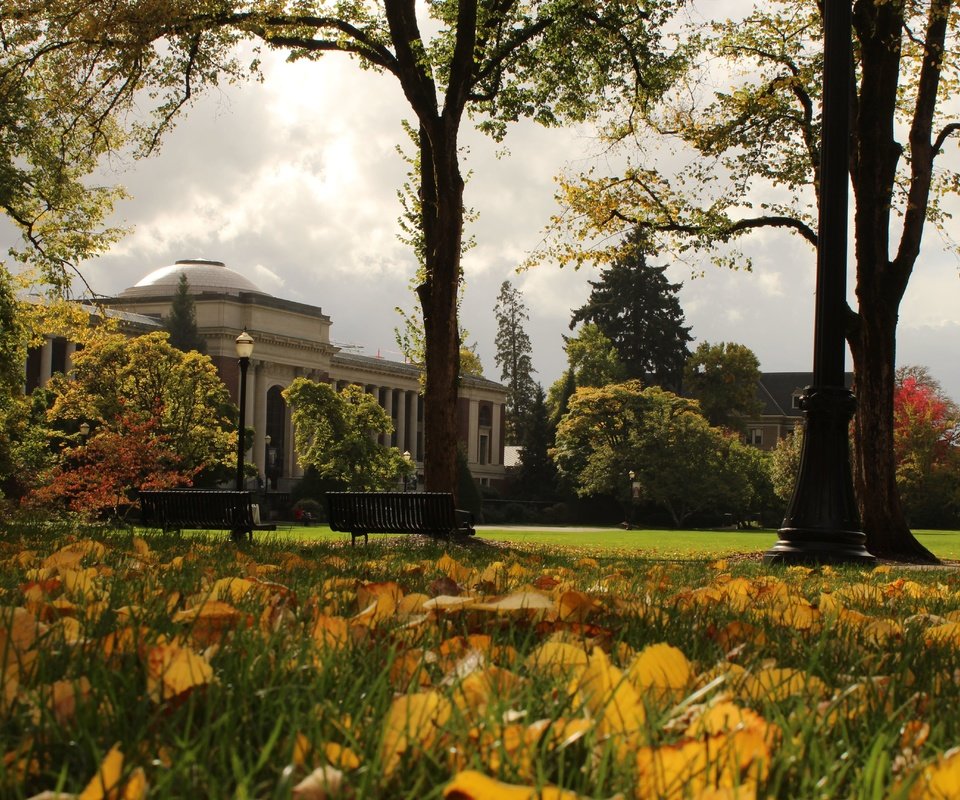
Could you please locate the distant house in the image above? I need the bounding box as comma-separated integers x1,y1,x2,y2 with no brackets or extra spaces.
743,371,854,450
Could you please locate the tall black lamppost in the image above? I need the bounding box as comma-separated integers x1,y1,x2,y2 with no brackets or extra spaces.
764,0,874,565
235,329,255,492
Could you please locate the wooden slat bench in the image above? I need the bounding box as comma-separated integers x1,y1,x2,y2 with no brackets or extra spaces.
326,491,475,545
139,489,277,542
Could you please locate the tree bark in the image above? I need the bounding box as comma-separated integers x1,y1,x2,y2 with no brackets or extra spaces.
417,119,464,496
849,301,936,562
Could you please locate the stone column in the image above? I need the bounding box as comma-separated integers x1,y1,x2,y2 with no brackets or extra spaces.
396,390,407,454
467,399,480,464
407,391,419,462
491,401,502,466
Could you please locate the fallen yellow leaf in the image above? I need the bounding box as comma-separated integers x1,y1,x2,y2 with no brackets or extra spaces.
629,643,692,703
380,690,452,777
78,742,123,800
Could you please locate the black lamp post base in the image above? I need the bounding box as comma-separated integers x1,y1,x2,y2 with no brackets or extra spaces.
764,386,876,566
765,528,876,565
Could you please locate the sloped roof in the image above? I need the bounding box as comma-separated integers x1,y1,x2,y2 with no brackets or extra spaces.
756,372,854,416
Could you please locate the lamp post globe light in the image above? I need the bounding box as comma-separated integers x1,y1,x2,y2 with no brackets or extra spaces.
764,0,874,565
235,329,255,492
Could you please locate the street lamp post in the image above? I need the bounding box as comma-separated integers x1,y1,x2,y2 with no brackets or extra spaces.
402,450,413,492
235,329,255,492
764,0,874,565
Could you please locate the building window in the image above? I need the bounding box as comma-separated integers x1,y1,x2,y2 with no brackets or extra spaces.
747,428,763,446
478,433,489,465
791,392,803,409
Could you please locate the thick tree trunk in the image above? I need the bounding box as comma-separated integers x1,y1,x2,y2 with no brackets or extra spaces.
849,291,937,563
417,120,463,496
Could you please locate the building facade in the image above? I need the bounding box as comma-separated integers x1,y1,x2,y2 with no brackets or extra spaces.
28,259,507,490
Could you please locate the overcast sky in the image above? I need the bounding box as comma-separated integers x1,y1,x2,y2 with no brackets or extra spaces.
9,0,959,400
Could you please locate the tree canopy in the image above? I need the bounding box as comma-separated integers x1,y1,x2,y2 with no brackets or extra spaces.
683,341,763,433
541,0,960,560
164,275,207,354
553,380,763,527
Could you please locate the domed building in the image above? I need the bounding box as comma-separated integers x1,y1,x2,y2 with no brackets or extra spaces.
27,259,507,493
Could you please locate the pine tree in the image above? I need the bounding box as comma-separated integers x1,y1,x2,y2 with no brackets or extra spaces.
164,274,206,354
570,233,691,392
493,280,537,444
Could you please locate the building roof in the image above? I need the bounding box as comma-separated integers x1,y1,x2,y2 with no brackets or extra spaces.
756,371,854,417
119,259,268,298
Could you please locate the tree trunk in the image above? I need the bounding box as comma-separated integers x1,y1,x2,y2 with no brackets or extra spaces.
849,292,937,562
417,120,463,496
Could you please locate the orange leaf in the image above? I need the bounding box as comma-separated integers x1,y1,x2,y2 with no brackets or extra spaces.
524,641,589,677
557,590,601,623
444,769,583,799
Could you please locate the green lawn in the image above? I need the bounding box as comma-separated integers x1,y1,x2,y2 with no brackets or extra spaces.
265,524,960,560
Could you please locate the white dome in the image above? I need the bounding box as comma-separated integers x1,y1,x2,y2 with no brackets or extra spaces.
119,259,268,298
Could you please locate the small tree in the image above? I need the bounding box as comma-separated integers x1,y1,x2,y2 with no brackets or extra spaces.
164,274,206,354
24,412,193,523
284,380,409,491
494,280,537,444
46,330,236,482
771,427,805,505
683,342,763,433
894,366,960,527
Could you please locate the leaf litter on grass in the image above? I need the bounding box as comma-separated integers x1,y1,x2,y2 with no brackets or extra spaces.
2,532,960,798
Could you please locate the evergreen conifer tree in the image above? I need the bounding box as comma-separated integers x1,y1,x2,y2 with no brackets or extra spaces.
164,274,206,354
570,232,691,392
493,280,537,444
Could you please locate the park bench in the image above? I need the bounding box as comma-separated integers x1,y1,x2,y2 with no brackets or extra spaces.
326,491,475,545
139,489,276,542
